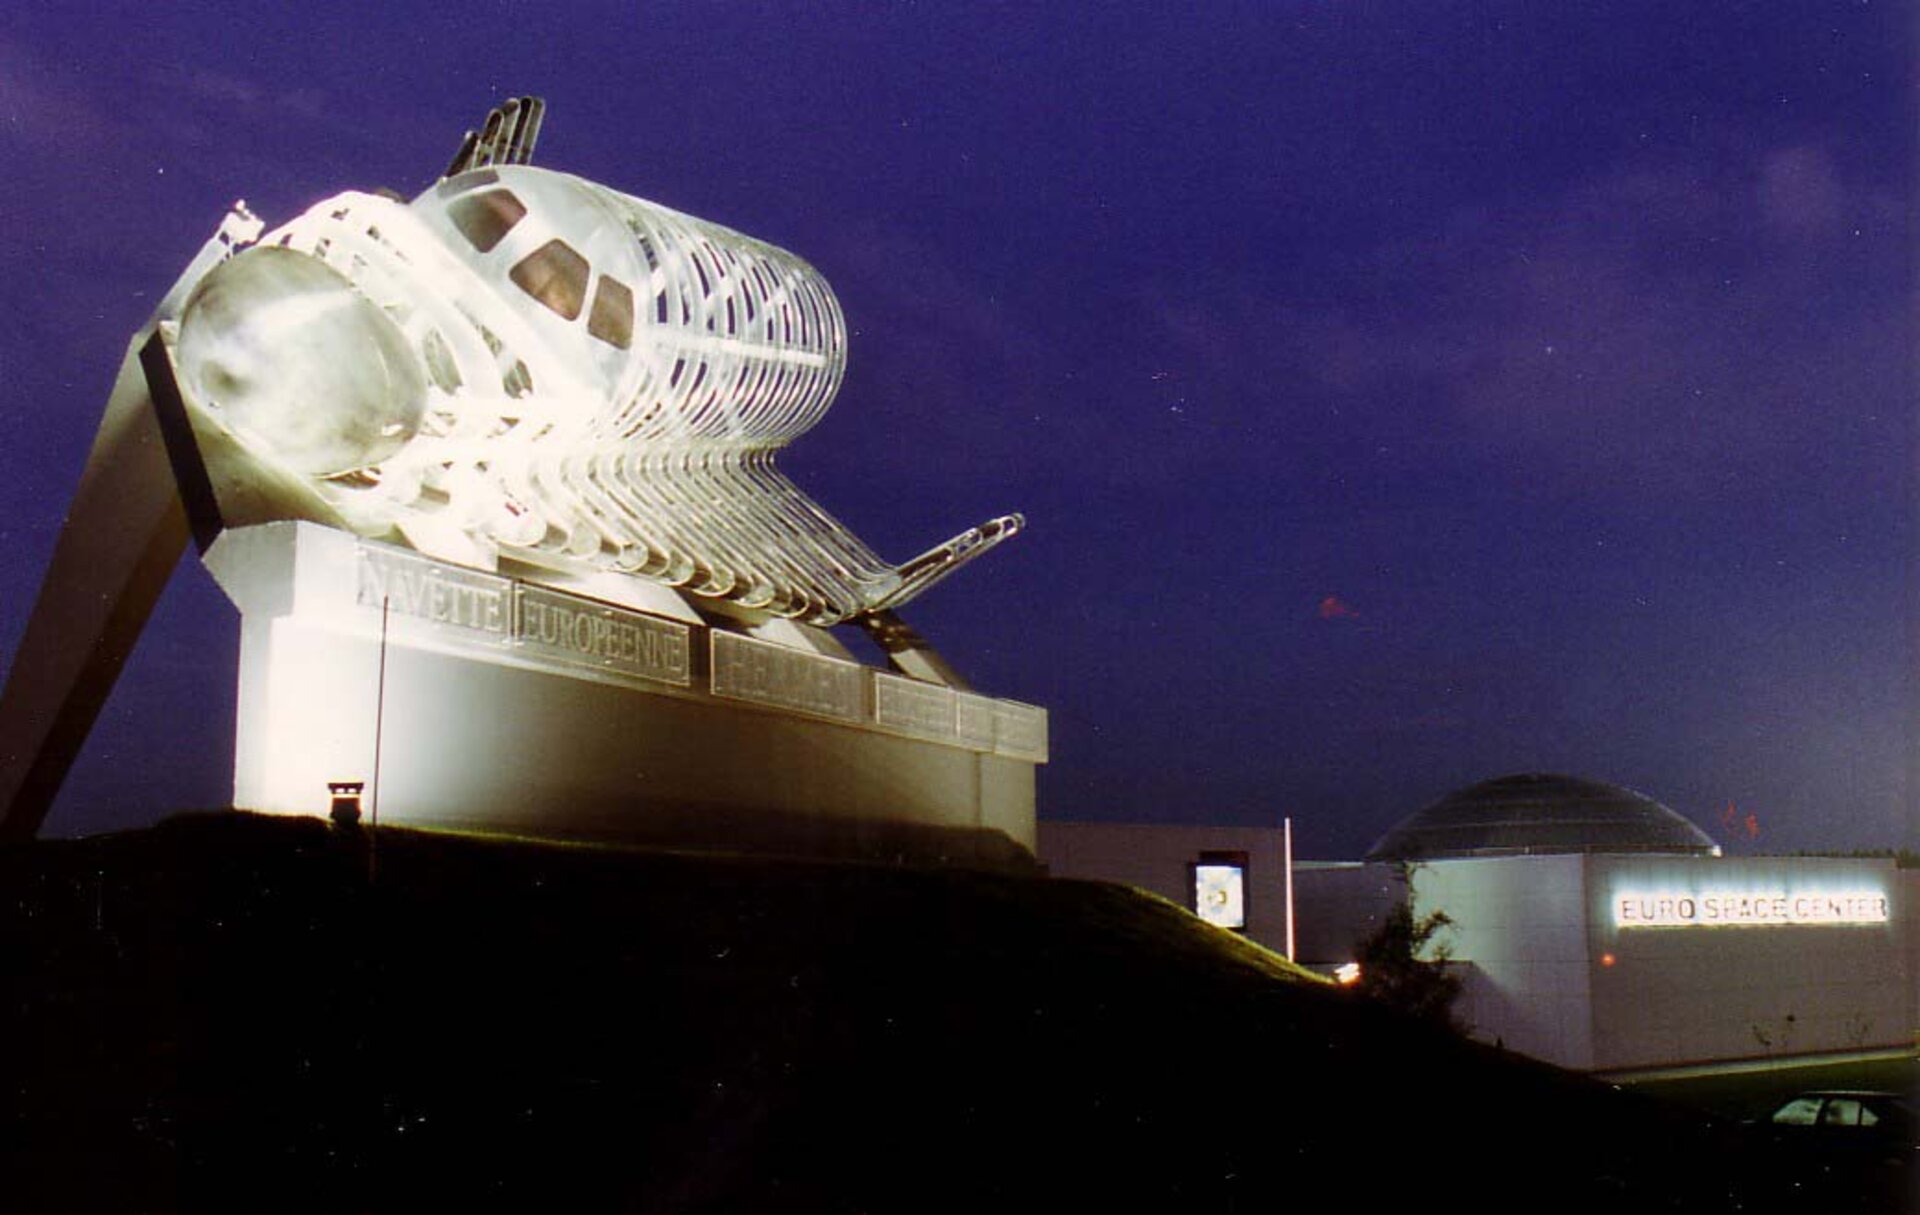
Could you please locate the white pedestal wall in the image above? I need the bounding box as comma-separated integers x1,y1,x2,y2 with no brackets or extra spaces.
204,522,1043,868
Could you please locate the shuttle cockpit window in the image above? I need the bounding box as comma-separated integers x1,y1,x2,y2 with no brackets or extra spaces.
510,239,589,321
588,276,634,350
448,189,527,253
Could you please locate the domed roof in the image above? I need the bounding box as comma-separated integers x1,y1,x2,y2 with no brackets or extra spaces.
1366,773,1720,862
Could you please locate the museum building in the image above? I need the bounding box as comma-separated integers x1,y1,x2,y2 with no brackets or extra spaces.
1040,773,1917,1073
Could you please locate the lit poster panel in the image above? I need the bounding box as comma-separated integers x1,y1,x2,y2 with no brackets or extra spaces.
1192,862,1247,931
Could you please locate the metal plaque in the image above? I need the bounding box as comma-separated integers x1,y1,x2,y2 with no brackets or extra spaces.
355,544,512,644
516,585,691,687
710,631,864,723
956,693,997,750
874,673,958,742
993,700,1049,762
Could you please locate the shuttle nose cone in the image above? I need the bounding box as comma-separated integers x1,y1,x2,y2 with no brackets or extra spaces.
177,246,426,478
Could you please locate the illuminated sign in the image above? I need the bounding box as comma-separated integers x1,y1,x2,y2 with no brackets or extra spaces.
1614,890,1890,929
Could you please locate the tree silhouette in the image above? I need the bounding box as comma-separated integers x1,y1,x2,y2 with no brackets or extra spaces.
1353,897,1463,1030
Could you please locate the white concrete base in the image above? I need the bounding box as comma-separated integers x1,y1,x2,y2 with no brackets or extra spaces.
203,521,1041,868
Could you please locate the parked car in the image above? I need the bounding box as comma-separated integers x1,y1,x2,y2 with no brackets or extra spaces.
1755,1090,1916,1166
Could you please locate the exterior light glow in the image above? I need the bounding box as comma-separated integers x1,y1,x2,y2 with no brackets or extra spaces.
1334,962,1361,985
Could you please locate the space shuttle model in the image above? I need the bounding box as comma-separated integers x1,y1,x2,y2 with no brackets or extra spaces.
172,97,1017,623
0,98,1038,852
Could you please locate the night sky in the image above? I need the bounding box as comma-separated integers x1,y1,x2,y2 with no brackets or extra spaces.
1,3,1910,857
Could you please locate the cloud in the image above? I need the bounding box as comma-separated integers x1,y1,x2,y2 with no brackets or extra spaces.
1156,142,1906,505
1317,595,1361,620
1759,145,1844,235
0,37,124,152
1451,156,1899,486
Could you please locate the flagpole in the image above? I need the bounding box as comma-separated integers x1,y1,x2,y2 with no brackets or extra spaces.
1283,816,1296,962
370,595,389,882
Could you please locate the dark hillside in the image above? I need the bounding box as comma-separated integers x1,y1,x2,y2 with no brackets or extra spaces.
2,813,1785,1211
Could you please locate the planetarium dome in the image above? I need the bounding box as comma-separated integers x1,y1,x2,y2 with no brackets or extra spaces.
1365,773,1720,862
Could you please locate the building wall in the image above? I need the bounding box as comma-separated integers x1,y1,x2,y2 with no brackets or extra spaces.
1412,857,1596,1069
1041,824,1916,1074
1904,868,1920,1040
1321,854,1912,1072
1038,823,1292,954
1582,855,1910,1070
1289,861,1402,967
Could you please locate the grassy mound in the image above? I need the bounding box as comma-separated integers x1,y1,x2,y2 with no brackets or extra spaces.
2,812,1777,1211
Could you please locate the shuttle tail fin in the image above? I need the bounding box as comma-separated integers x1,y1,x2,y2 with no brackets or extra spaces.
864,513,1024,616
443,96,545,178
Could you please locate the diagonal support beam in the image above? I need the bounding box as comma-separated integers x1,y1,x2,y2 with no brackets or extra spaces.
0,205,256,840
0,340,190,840
857,609,973,691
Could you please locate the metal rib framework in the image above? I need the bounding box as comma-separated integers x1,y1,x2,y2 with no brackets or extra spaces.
169,161,1019,625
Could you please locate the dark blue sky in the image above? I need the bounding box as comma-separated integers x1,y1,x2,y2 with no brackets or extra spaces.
1,2,1910,856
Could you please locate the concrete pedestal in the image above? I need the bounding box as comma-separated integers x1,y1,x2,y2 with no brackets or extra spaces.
204,522,1044,869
